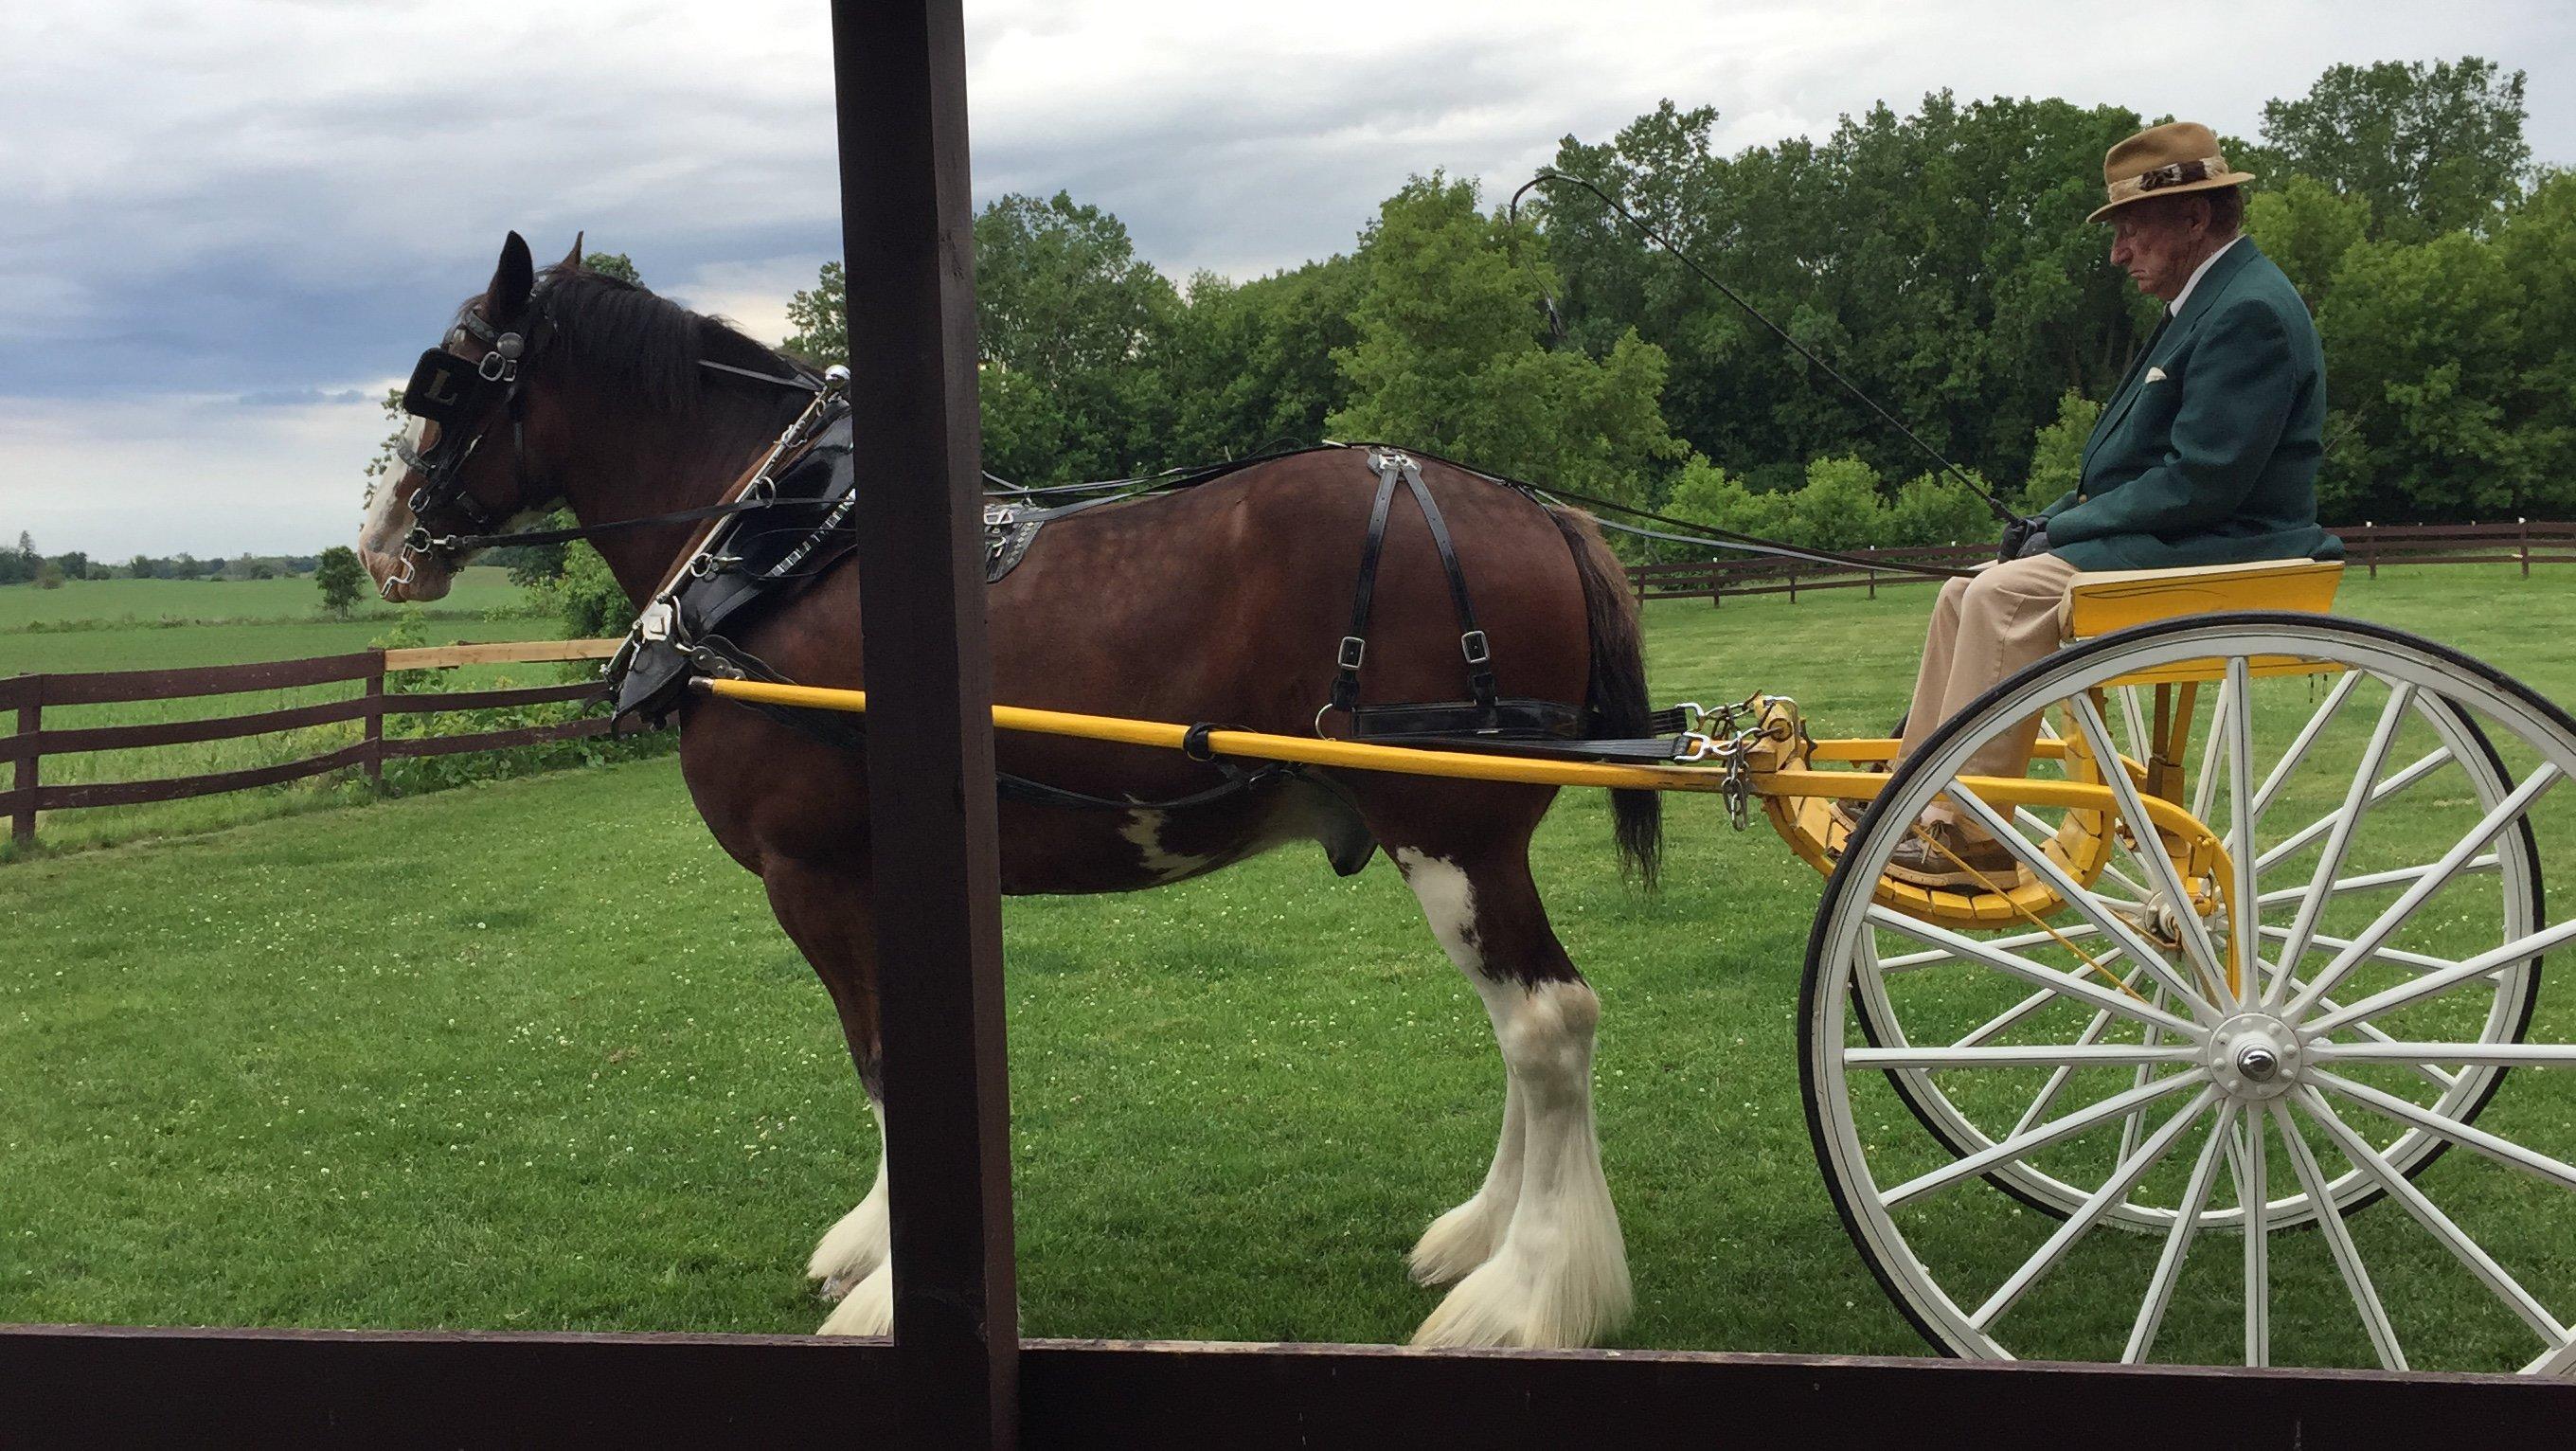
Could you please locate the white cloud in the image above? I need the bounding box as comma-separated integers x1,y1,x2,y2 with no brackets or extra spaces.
1,0,2570,553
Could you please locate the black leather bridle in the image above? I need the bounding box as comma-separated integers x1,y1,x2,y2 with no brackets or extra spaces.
383,291,558,596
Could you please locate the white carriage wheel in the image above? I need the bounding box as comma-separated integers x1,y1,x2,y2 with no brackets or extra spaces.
1849,688,2541,1232
1803,614,2576,1372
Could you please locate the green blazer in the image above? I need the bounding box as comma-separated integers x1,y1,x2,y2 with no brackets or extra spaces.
2040,239,2342,572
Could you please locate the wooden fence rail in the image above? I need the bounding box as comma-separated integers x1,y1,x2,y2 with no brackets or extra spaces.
4,638,626,849
1629,520,2576,604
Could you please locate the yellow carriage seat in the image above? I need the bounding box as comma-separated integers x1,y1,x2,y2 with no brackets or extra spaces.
2060,557,2344,641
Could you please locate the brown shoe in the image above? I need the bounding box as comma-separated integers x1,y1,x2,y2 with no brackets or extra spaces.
1887,821,2023,888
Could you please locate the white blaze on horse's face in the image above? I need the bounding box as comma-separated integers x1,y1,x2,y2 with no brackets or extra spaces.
357,415,454,603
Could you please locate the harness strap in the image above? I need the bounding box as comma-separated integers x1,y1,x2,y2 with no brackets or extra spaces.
1394,459,1497,719
1327,457,1408,718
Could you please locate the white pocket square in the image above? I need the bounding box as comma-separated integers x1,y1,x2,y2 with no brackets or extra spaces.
2145,366,2168,384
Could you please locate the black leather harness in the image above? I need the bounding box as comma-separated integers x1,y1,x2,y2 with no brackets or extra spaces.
607,437,1696,850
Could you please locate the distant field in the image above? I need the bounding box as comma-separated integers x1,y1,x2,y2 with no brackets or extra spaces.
8,562,2576,1369
0,567,530,634
0,566,602,856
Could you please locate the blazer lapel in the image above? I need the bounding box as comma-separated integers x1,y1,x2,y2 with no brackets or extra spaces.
2082,314,2169,475
2078,241,2266,478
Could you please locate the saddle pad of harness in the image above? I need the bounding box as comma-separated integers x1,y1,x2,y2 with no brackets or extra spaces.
612,414,858,723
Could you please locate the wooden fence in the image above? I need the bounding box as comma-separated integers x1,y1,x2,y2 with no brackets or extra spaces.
1629,520,2576,604
3,637,626,849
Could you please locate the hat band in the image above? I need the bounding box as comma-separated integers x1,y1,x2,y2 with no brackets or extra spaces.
2103,154,2231,209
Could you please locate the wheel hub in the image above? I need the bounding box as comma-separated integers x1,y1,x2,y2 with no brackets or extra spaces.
2208,1012,2303,1101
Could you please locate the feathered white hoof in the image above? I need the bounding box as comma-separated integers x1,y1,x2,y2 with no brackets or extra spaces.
816,1262,893,1336
807,1178,890,1302
1409,1231,1633,1349
1408,1192,1513,1287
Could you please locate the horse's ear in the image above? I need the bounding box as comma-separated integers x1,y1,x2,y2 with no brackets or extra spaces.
489,232,536,318
558,232,583,272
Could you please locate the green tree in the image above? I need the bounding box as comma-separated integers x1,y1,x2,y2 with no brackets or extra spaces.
782,261,846,366
1887,470,1998,546
2021,389,2101,512
128,554,155,580
313,545,364,618
1159,256,1361,461
2258,58,2531,241
35,560,63,589
533,541,633,638
1329,174,1680,510
1546,94,2151,493
974,191,1185,482
2245,174,2372,309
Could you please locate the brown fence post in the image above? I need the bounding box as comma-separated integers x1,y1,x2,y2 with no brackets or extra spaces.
363,652,386,787
2521,518,2531,578
10,679,37,850
1787,569,1797,604
2366,521,2377,580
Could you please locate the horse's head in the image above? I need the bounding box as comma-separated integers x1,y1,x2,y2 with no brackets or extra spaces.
360,230,581,601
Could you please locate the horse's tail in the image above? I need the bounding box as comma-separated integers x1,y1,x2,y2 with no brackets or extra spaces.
1545,504,1663,887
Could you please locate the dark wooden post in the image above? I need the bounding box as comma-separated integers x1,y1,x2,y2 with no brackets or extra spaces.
1787,568,1798,604
362,654,385,787
2365,521,2377,581
832,2,1019,1446
2520,517,2531,578
9,679,37,850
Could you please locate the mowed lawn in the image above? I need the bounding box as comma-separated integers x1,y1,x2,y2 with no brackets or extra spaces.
5,565,2575,1360
2,568,588,855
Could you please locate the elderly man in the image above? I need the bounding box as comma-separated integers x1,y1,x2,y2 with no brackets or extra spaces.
1889,120,2342,885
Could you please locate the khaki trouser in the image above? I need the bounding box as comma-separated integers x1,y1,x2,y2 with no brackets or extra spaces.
1895,553,2081,829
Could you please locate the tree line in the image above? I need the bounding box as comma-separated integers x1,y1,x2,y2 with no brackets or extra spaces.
776,56,2561,554
0,533,321,588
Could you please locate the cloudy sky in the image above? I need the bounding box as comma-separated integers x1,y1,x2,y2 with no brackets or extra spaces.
3,1,2570,560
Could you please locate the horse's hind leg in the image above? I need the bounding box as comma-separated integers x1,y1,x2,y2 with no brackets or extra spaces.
1389,836,1631,1349
760,858,895,1336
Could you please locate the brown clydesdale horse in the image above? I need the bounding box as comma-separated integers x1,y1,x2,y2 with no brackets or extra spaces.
360,234,1663,1348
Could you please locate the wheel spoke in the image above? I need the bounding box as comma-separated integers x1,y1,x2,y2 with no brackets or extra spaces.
2237,1114,2270,1368
2224,657,2263,1009
1882,923,2110,976
1849,1043,2200,1068
2254,857,2502,910
2266,684,2417,1008
2250,669,2365,828
2120,985,2171,1164
2258,747,2455,872
2007,997,2125,1138
2191,672,2230,827
1868,905,2201,1038
2258,923,2464,976
2305,912,2576,1036
2313,1042,2576,1066
1942,783,2217,1022
2069,697,2233,1011
1970,1087,2219,1332
1881,1070,2208,1208
2271,1101,2406,1370
2285,762,2563,1020
2298,1085,2568,1346
2124,1100,2242,1364
2311,1069,2576,1195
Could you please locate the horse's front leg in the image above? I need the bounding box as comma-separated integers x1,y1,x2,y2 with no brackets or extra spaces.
761,857,893,1336
1392,842,1631,1350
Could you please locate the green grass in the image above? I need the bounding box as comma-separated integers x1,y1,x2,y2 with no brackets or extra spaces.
4,564,2574,1364
0,568,532,635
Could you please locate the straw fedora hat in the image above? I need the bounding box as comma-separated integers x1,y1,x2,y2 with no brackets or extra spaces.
2086,121,2257,223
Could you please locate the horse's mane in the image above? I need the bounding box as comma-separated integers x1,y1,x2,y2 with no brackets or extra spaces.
492,265,810,415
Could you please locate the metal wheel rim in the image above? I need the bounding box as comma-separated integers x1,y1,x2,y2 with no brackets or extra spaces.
1803,613,2576,1372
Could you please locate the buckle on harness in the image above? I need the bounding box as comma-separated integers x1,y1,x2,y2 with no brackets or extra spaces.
1336,636,1367,671
1459,629,1491,666
636,600,678,643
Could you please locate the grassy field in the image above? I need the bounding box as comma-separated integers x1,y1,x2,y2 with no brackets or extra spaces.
4,564,2574,1366
0,569,533,636
0,567,607,857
